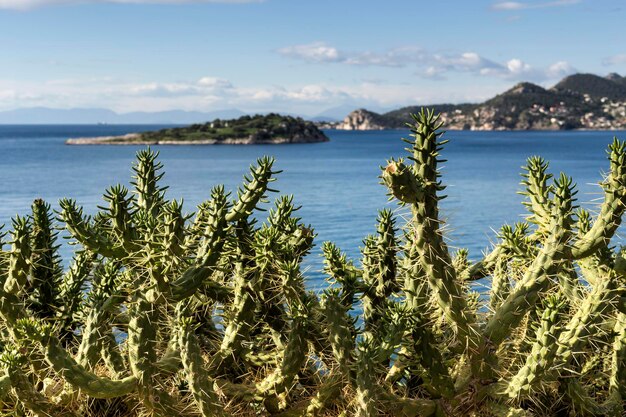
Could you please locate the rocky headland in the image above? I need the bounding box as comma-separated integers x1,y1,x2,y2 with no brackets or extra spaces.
327,73,626,131
335,109,389,130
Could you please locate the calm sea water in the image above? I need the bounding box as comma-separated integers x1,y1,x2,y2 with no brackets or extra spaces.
1,125,625,289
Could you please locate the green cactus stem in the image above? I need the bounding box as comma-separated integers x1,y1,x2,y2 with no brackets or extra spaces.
159,199,187,266
378,392,438,417
226,156,278,223
485,173,575,347
406,312,455,399
215,222,258,373
520,156,553,237
505,294,567,398
16,319,138,399
59,199,127,259
127,290,181,416
28,199,63,319
101,332,126,378
470,139,626,283
609,312,626,400
557,266,618,369
131,148,167,219
467,245,504,282
169,186,229,301
56,250,93,345
557,260,581,302
354,338,379,417
571,139,626,259
2,351,76,417
386,109,484,375
256,300,310,405
489,255,510,312
302,371,343,416
102,185,140,254
75,306,108,370
361,210,398,342
178,316,225,417
361,235,386,341
3,217,31,296
400,232,430,312
322,241,362,309
321,290,355,383
0,372,10,403
565,379,610,416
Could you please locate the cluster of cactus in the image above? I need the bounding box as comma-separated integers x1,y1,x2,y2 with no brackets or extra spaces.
0,110,625,416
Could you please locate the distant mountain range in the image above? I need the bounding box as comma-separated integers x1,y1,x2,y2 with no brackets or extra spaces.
332,73,626,131
0,107,346,125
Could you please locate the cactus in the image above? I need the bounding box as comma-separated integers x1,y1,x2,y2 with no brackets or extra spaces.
178,315,224,417
505,294,567,398
27,199,63,319
0,121,624,416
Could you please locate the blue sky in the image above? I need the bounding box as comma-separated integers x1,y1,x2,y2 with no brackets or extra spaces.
0,0,624,116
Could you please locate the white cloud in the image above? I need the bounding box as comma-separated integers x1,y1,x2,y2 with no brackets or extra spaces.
197,76,233,89
277,43,428,67
278,42,575,82
0,0,261,10
0,74,507,116
245,84,353,104
602,54,626,66
506,58,531,74
433,52,502,74
127,82,201,97
491,0,580,11
344,46,428,67
545,61,576,78
423,66,446,80
493,2,525,10
276,42,343,64
124,76,234,98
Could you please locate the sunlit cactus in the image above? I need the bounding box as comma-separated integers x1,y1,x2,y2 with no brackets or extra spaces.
0,118,625,416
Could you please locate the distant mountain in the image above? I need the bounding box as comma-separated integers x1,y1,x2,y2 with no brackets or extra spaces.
0,107,246,124
332,73,626,131
314,104,366,122
310,116,340,123
336,109,391,130
606,73,626,87
552,73,626,101
383,103,476,128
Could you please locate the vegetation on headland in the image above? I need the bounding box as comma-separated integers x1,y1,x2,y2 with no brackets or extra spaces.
332,72,626,130
2,110,626,416
66,113,329,145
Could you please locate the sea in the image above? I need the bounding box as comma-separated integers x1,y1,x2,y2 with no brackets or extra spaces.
1,125,625,290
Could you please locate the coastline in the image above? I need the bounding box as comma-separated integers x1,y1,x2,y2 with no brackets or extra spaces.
66,133,330,145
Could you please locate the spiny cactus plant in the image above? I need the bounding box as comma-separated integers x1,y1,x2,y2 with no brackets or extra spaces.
0,112,625,417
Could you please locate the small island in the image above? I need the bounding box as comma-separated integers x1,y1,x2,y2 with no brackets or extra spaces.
66,113,330,145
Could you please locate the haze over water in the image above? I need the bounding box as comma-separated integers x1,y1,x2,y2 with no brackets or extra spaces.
1,125,625,288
